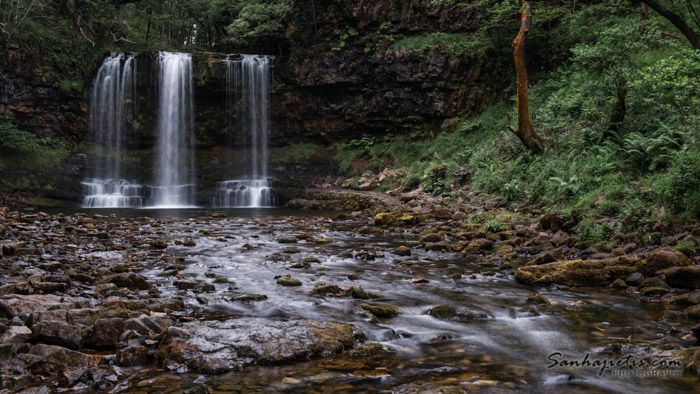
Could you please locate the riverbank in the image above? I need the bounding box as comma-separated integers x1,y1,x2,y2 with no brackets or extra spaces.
0,188,699,392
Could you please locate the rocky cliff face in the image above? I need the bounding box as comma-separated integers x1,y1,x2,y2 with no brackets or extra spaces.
272,0,496,143
0,43,87,139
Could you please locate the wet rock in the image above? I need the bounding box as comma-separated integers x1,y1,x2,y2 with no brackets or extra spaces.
394,246,412,256
664,291,700,306
660,265,700,290
361,304,398,318
424,243,449,252
311,285,343,297
644,248,691,276
0,325,31,344
117,346,149,366
389,382,467,394
526,295,551,305
31,316,82,350
357,227,384,236
100,272,152,291
277,275,302,287
149,240,169,249
277,238,297,244
231,294,268,302
514,256,645,287
693,325,700,345
183,238,196,247
348,285,380,300
428,305,490,321
420,233,443,243
314,238,331,244
155,318,355,373
0,294,75,316
626,272,645,287
123,316,173,336
82,318,125,348
641,287,670,296
398,215,417,225
459,239,493,255
672,347,700,372
348,343,389,357
32,282,68,293
20,344,97,370
528,248,565,266
38,262,63,272
0,373,34,391
609,279,627,289
374,213,397,225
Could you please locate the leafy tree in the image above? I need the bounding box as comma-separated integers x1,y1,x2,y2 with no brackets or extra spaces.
226,0,292,51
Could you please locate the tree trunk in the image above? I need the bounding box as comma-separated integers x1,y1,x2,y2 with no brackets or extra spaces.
508,1,544,154
641,0,700,49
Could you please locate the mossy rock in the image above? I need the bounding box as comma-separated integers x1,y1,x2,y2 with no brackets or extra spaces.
348,343,390,357
361,303,398,318
357,227,384,236
277,276,302,286
311,285,343,297
514,256,645,287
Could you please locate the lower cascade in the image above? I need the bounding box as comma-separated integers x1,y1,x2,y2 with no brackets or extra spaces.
81,179,144,208
212,179,275,208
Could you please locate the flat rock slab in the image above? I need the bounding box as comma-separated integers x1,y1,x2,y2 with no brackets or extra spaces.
0,295,78,317
156,318,356,374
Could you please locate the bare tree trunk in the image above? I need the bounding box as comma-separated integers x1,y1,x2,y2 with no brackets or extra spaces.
507,1,544,154
641,0,700,49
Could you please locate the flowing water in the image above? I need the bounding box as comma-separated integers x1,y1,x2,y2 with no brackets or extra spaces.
82,53,143,208
153,52,196,208
96,209,699,393
214,55,274,208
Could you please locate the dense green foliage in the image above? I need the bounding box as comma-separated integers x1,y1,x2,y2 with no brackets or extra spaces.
330,3,700,221
0,116,69,171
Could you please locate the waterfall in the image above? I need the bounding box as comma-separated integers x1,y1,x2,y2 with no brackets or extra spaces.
82,53,143,208
214,54,275,208
152,52,196,208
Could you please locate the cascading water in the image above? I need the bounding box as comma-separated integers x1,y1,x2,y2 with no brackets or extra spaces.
151,52,196,208
82,53,143,208
213,54,275,208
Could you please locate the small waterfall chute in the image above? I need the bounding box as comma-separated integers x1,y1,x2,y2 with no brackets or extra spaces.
215,54,275,208
82,53,142,208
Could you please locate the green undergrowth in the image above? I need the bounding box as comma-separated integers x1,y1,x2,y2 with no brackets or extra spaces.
331,18,700,222
0,116,70,172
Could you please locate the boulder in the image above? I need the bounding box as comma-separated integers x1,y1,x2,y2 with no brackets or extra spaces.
660,265,700,290
515,256,645,287
394,246,412,256
99,272,152,291
155,319,355,373
644,248,691,276
0,294,75,317
625,272,644,287
428,305,490,321
0,326,31,344
459,239,494,255
20,344,98,370
82,318,125,348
